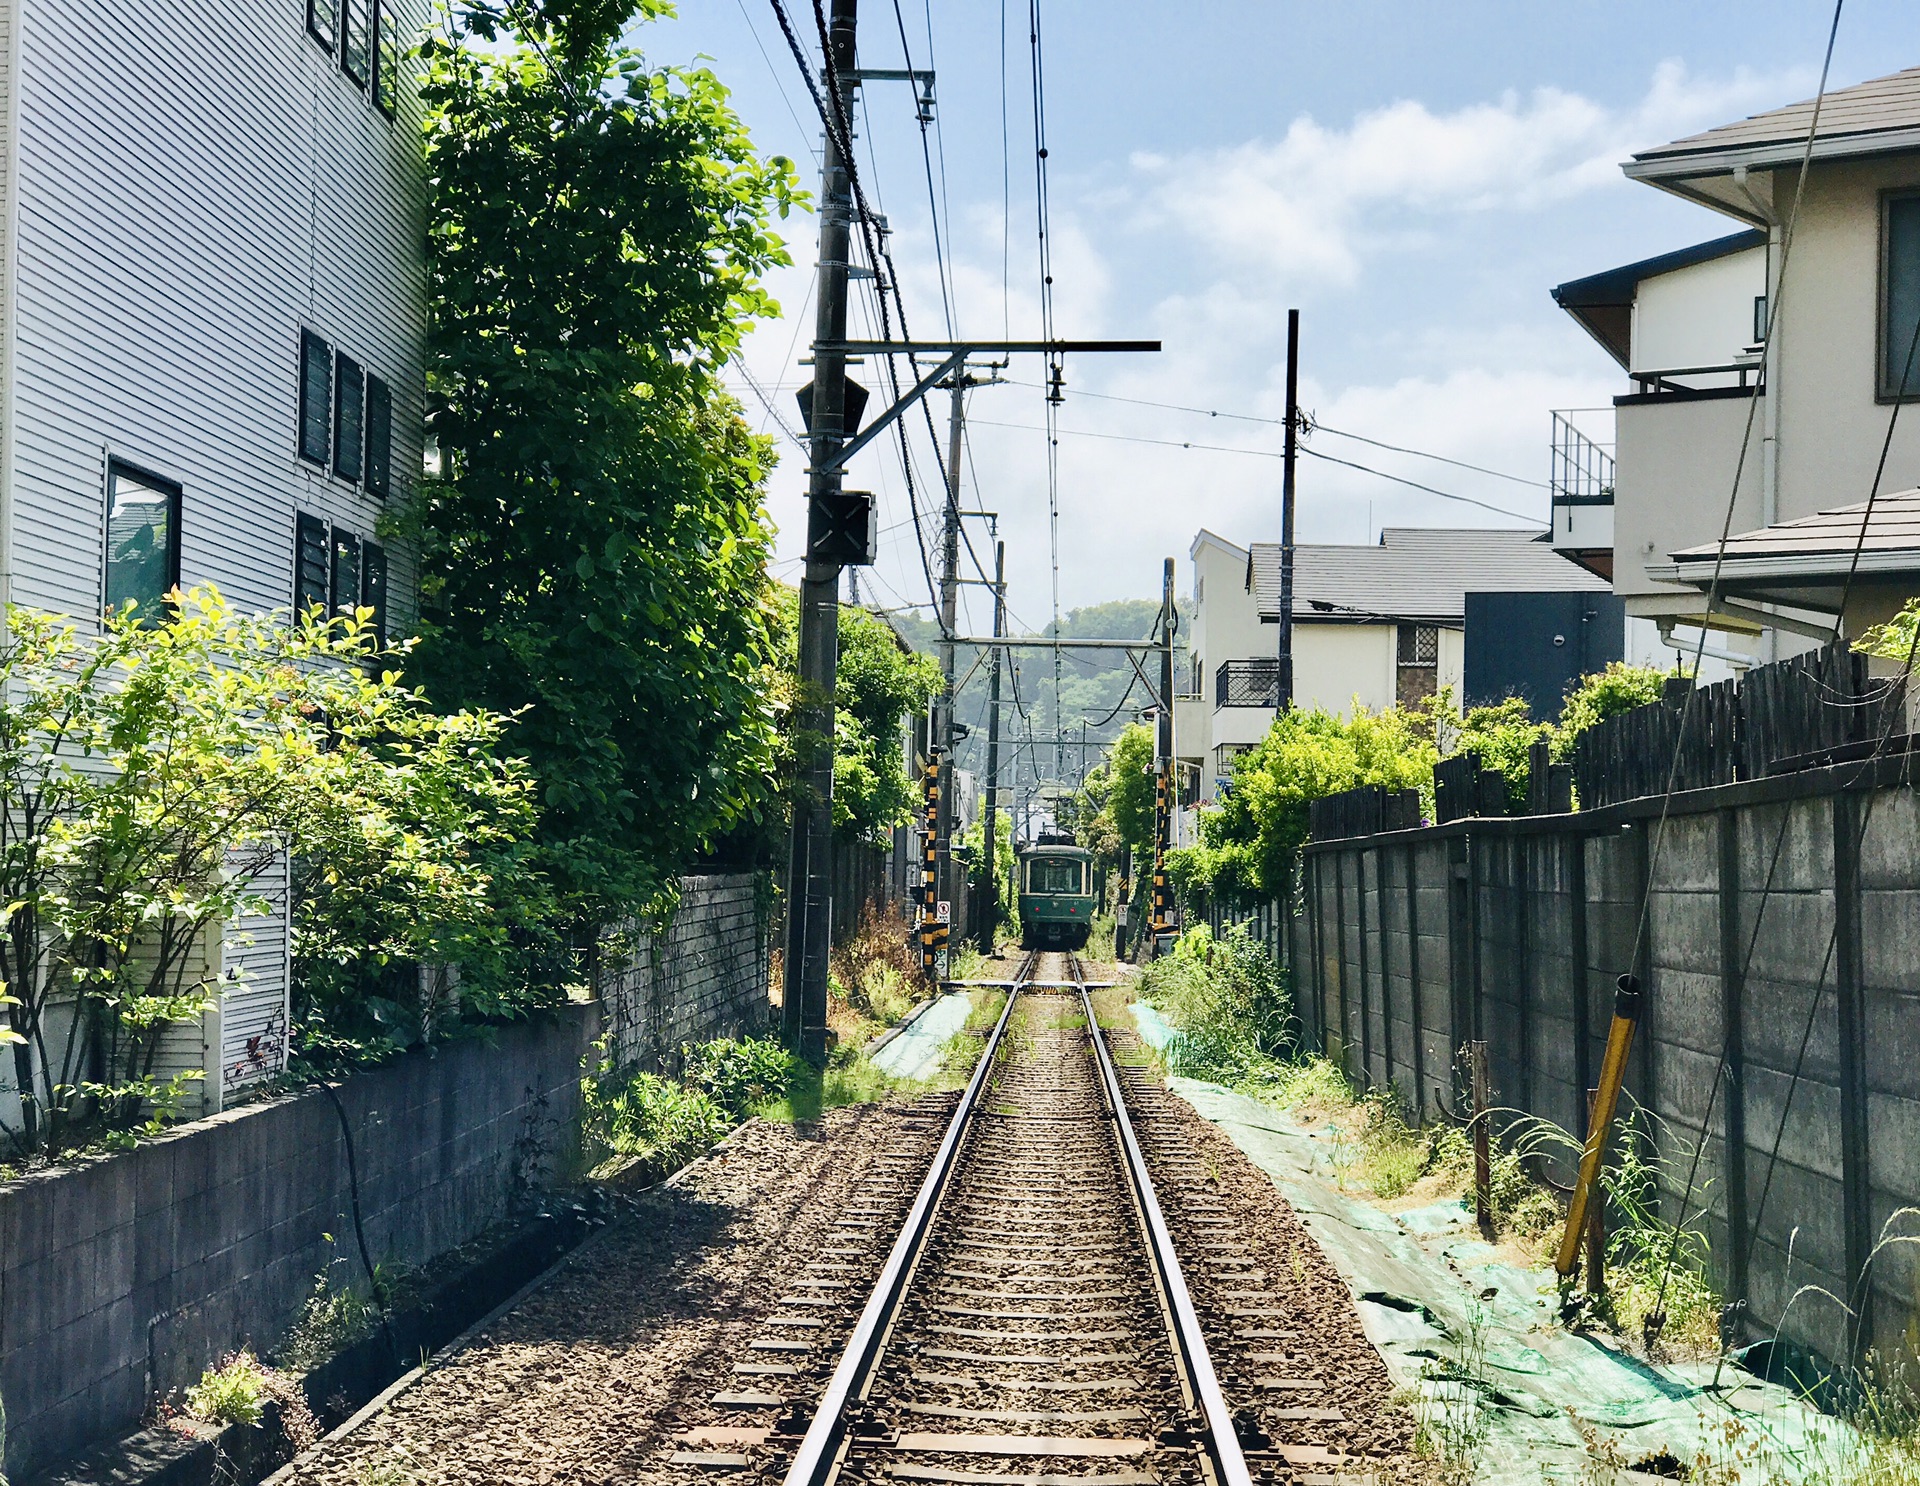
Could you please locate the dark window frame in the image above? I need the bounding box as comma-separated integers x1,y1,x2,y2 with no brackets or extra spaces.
299,329,332,466
1878,188,1920,403
333,352,365,484
294,512,331,616
330,528,363,619
104,459,183,622
364,373,392,498
306,0,338,50
361,539,389,646
1753,294,1768,346
340,0,371,87
374,1,399,117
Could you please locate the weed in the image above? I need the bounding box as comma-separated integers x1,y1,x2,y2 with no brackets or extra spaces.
277,1252,388,1371
758,1045,908,1122
1414,1301,1493,1483
829,903,925,1042
1137,924,1294,1084
183,1351,318,1449
681,1037,802,1120
358,1459,421,1486
579,1066,730,1182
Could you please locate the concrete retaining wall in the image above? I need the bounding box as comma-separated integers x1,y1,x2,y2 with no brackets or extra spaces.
1294,759,1920,1371
596,873,772,1070
0,870,775,1480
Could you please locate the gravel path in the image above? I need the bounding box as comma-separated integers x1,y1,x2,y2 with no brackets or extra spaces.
285,1097,956,1486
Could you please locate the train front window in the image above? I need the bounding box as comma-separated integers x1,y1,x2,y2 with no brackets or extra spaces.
1027,859,1085,894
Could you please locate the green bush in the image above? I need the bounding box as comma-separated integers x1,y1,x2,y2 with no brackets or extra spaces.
581,1068,731,1183
1140,925,1294,1084
681,1037,802,1120
185,1353,268,1428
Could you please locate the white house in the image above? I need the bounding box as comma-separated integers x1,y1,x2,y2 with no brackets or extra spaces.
1181,527,1610,827
0,0,429,1117
1551,64,1920,655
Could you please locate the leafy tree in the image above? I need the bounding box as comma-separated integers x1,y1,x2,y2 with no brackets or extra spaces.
412,0,800,926
1106,723,1158,862
0,590,529,1155
1170,703,1440,903
767,592,940,849
1552,662,1671,760
1453,697,1552,811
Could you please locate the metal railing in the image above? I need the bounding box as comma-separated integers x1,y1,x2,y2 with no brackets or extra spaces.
1626,359,1763,398
1550,410,1614,507
1215,658,1280,708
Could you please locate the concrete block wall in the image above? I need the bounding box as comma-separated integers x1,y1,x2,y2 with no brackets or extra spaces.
1297,760,1920,1371
596,872,772,1072
0,1006,596,1481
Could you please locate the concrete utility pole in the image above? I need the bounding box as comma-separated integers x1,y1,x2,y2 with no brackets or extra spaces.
1277,308,1300,710
783,0,859,1062
1151,557,1175,947
978,540,1005,954
931,367,966,974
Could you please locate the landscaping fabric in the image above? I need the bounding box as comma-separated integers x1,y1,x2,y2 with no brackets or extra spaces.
1129,1002,1858,1484
869,991,974,1082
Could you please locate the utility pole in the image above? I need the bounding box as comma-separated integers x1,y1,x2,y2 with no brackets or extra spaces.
1150,557,1175,949
930,366,966,977
783,0,858,1062
978,541,1005,954
1277,308,1300,710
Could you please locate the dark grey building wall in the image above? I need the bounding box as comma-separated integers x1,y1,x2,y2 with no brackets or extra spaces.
1297,766,1920,1371
1463,589,1625,713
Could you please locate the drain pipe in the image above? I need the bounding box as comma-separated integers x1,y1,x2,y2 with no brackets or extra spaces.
1657,620,1754,672
1735,164,1783,663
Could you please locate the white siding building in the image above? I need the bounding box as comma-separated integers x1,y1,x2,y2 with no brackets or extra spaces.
0,0,429,1114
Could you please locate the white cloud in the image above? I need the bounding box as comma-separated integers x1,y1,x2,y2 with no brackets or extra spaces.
1132,60,1811,284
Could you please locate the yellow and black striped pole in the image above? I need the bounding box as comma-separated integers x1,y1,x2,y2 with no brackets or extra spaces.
1151,762,1172,939
920,758,940,978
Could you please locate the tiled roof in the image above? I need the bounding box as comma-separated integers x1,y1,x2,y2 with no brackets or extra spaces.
1246,527,1605,624
1670,488,1920,563
1632,65,1920,173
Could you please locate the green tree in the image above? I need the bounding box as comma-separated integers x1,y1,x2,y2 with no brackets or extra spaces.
768,592,939,848
1551,661,1673,759
1106,723,1158,862
412,0,800,926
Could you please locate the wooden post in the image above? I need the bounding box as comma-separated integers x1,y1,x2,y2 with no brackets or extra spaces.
1472,1039,1492,1237
1586,1087,1606,1298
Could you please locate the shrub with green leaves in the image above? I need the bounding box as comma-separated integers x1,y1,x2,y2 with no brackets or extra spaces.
1140,925,1295,1084
681,1037,801,1120
581,1066,731,1184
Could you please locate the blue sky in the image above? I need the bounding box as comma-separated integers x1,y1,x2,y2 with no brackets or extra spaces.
643,1,1913,634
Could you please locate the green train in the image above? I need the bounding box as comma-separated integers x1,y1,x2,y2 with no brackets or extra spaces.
1016,837,1096,950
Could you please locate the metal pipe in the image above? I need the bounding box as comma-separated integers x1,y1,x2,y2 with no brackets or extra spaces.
1557,974,1644,1280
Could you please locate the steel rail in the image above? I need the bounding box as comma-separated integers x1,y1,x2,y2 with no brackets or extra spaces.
1072,955,1256,1486
780,952,1035,1486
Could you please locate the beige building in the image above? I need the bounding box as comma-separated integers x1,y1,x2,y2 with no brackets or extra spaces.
1551,64,1920,653
1179,527,1607,830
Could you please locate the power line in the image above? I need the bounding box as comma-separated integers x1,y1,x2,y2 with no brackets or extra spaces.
965,416,1539,523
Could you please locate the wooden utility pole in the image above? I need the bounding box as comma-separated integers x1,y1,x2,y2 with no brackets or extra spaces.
783,0,859,1061
1277,308,1300,710
931,370,966,975
979,541,1006,954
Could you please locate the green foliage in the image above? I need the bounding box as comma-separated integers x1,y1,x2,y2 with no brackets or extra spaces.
580,1065,732,1183
1453,697,1551,811
960,809,1017,924
756,1044,908,1122
0,591,530,1155
1176,702,1440,901
1106,724,1158,861
769,593,939,848
412,1,799,925
680,1036,801,1120
1552,662,1671,761
185,1353,268,1428
1138,925,1295,1083
1855,598,1920,666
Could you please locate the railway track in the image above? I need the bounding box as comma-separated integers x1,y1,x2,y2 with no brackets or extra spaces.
728,951,1257,1486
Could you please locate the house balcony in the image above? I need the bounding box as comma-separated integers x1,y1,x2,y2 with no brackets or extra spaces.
1215,658,1280,709
1550,409,1615,581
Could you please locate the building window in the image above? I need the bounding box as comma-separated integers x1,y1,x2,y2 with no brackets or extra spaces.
1396,622,1439,707
105,462,182,621
362,540,388,645
1882,191,1920,399
330,528,361,618
365,373,392,498
299,330,331,465
1753,294,1768,345
375,3,399,116
341,0,372,86
333,353,365,483
307,0,337,49
295,512,330,615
